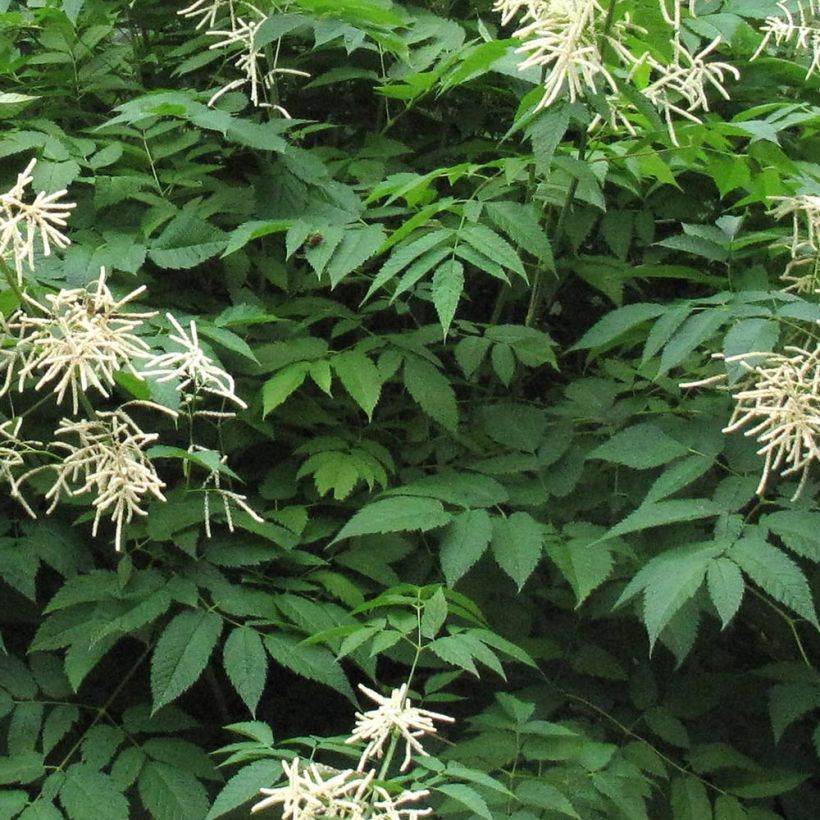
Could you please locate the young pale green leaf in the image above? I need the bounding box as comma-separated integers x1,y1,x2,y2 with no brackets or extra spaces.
438,509,493,586
332,350,382,420
490,512,544,591
589,422,689,469
431,258,464,337
706,558,745,629
729,535,819,627
332,496,452,543
403,356,458,432
138,761,210,820
60,764,128,820
263,633,354,702
206,760,283,820
223,628,267,717
151,610,223,713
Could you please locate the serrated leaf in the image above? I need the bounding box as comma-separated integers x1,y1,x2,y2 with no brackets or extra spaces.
729,535,819,627
427,635,478,675
707,558,745,628
572,303,667,350
485,201,553,268
460,223,525,277
439,509,493,586
333,497,452,543
671,775,713,820
589,422,688,469
223,628,267,716
151,610,223,712
206,760,283,819
262,363,310,417
515,779,579,817
714,795,747,820
546,524,614,607
431,258,463,337
769,682,820,743
490,512,544,591
604,499,722,541
326,224,386,287
421,588,448,639
763,511,820,560
138,761,210,820
403,356,458,432
263,633,354,701
332,350,382,420
60,764,128,820
148,212,227,269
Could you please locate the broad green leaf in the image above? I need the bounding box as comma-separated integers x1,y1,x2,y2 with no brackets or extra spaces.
490,512,544,591
385,471,508,508
763,511,820,560
439,509,493,586
427,635,478,675
148,212,227,269
768,682,820,742
515,779,579,817
206,760,283,820
263,633,354,701
658,310,728,375
455,335,491,378
714,795,747,820
138,761,210,820
0,752,44,785
262,363,310,417
151,610,223,712
403,356,458,432
305,226,344,278
604,499,723,541
645,455,715,504
332,350,382,419
326,224,386,287
60,764,128,820
435,784,491,819
670,776,713,820
572,303,667,351
729,535,819,627
460,223,526,277
421,588,448,638
332,497,452,543
722,318,779,383
485,201,554,268
431,258,464,337
707,558,745,628
589,422,689,469
546,523,615,606
223,628,267,716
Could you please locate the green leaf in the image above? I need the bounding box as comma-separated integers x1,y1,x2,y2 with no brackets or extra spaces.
589,422,689,469
485,201,553,268
60,764,128,820
729,535,819,627
332,497,452,543
262,363,311,417
515,779,579,817
431,258,464,337
714,795,747,820
490,512,544,591
421,588,448,639
223,628,267,717
572,303,667,351
604,499,723,541
206,760,283,820
427,635,479,675
151,610,223,712
0,752,44,785
148,212,227,269
769,682,820,743
707,558,745,628
403,356,458,432
332,351,382,420
658,310,728,375
138,761,210,820
263,633,354,701
326,224,386,287
546,524,614,607
439,509,493,586
763,511,820,560
671,775,713,820
460,224,526,278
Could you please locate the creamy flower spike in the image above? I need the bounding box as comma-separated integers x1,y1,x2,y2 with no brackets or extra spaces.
347,683,454,772
0,158,75,283
178,0,236,29
753,0,820,79
769,194,820,255
46,409,168,551
251,758,431,818
9,269,154,414
140,313,247,410
0,418,40,518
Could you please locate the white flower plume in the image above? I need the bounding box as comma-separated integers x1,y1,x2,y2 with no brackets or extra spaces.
0,158,75,283
46,409,167,551
178,0,235,30
346,683,454,772
753,0,820,79
8,269,154,414
0,418,41,518
140,313,247,410
251,758,431,818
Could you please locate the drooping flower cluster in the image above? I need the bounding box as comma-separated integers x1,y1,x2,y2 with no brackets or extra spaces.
753,0,820,79
494,0,740,144
0,158,75,283
0,162,258,549
768,193,820,293
252,684,452,818
682,346,820,500
178,0,309,113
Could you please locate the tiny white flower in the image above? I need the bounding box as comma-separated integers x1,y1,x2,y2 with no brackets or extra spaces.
0,158,76,283
769,193,820,256
178,0,235,29
346,683,454,772
753,0,820,80
139,313,247,410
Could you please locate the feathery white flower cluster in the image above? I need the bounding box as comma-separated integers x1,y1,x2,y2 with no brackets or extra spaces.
0,162,257,549
179,0,309,113
495,0,739,144
0,158,75,284
46,410,167,551
769,193,820,293
252,683,452,818
753,0,820,79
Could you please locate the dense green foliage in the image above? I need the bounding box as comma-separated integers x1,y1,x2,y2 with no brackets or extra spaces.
1,0,820,817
